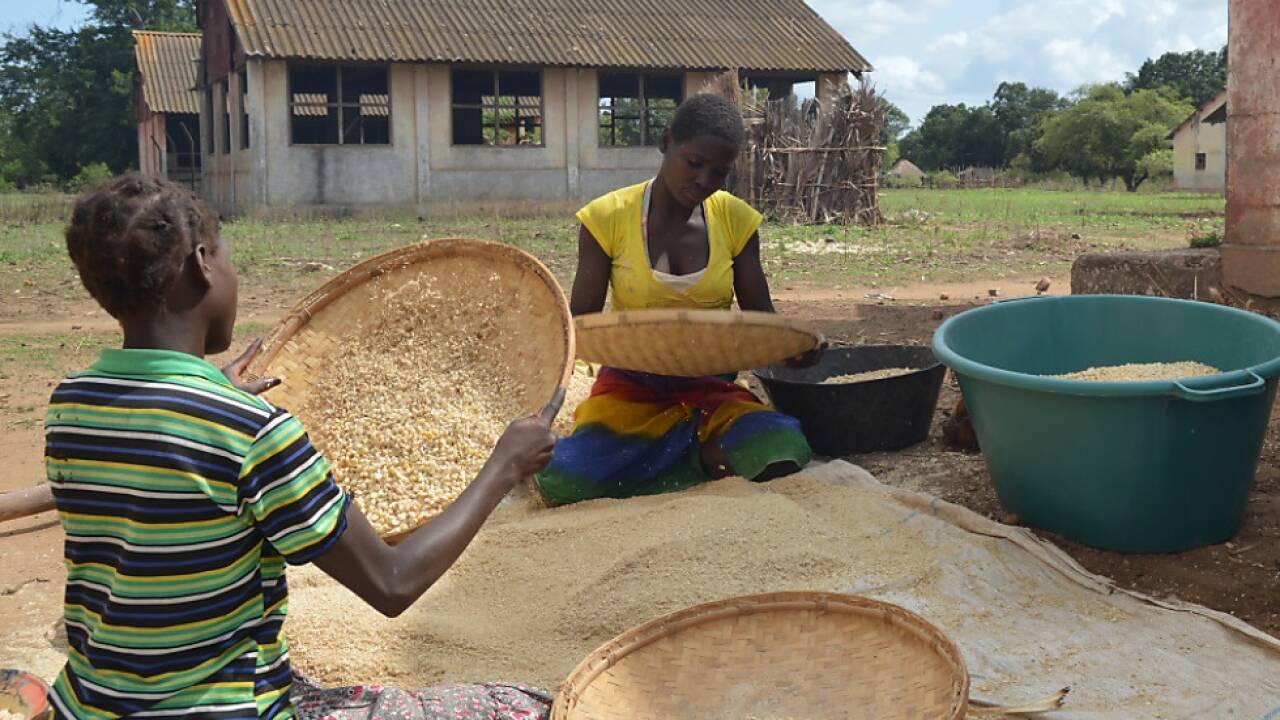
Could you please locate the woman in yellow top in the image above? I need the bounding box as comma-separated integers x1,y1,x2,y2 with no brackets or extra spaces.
535,94,822,504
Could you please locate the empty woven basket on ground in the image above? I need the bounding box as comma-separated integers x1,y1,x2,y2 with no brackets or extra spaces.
552,591,968,720
246,239,574,541
574,309,819,377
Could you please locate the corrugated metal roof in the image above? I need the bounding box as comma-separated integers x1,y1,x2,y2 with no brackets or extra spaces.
223,0,870,73
134,31,202,115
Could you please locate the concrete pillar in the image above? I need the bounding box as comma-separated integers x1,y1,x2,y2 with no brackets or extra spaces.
817,72,850,100
414,65,432,204
1223,0,1280,297
246,60,269,210
565,69,581,199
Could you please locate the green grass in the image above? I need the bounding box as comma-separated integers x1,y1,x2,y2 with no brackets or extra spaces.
0,188,1226,308
880,188,1224,229
0,192,75,225
0,322,273,378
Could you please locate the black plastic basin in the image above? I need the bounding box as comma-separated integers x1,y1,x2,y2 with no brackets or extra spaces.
753,345,946,456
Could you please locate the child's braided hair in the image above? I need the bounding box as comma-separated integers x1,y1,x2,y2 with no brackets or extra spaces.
65,173,220,319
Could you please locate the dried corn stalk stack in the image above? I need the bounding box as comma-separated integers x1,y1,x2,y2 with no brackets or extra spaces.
702,72,885,226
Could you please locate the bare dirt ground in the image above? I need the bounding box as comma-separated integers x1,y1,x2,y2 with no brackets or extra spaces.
4,274,1279,679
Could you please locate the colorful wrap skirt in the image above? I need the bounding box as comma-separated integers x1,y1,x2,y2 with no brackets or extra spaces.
535,367,812,504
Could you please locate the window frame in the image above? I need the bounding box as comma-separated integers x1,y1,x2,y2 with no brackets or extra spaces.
287,62,393,147
449,67,546,148
597,72,683,148
1194,152,1207,171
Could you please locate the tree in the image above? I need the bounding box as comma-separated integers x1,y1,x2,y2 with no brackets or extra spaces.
1035,84,1191,191
990,81,1067,162
898,103,1006,170
899,103,969,170
1125,47,1226,107
875,96,909,172
0,0,196,185
877,97,910,145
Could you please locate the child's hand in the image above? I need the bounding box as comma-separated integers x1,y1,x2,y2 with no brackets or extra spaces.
786,335,829,369
491,388,565,484
222,338,282,395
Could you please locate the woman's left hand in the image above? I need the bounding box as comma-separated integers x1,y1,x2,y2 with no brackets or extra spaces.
222,338,282,395
786,334,828,369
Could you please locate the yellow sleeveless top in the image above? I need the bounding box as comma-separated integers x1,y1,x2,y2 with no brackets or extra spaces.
576,181,764,311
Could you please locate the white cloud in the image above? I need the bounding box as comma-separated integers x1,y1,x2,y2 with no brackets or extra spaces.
811,0,953,41
874,56,947,97
833,0,1228,125
1043,38,1130,88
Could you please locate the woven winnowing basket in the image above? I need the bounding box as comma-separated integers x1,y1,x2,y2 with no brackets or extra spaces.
246,239,574,540
553,592,969,720
575,309,820,377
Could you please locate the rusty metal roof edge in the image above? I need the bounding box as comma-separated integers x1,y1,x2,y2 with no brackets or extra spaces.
235,47,866,74
225,0,870,73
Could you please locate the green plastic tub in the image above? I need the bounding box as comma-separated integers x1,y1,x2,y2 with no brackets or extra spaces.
932,295,1280,552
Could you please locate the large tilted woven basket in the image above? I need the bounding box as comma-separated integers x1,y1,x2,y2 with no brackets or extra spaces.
552,592,969,720
246,239,574,540
575,309,820,377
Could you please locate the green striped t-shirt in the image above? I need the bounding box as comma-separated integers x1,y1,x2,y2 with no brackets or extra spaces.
44,349,349,719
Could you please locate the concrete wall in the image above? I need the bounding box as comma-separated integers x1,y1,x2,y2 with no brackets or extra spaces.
1172,116,1226,193
207,62,815,213
203,71,254,212
258,60,418,208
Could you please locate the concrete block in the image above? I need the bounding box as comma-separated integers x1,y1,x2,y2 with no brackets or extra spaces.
1222,245,1280,297
1071,249,1223,299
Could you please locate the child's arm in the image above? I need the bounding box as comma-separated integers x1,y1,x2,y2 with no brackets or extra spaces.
312,389,563,618
569,225,610,316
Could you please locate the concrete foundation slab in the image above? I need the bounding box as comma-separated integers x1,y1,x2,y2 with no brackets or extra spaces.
1071,249,1223,300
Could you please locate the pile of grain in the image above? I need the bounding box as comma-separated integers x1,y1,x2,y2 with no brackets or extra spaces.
297,271,530,536
283,474,936,690
820,367,916,385
1053,361,1220,383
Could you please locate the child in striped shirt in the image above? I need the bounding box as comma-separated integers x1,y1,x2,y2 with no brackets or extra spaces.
45,174,562,719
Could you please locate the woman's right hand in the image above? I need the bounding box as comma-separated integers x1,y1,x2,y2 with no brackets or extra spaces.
490,388,565,484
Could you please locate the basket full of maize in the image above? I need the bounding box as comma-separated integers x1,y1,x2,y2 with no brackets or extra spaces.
247,238,574,541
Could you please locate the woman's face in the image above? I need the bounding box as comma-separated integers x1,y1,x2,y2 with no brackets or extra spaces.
658,131,740,208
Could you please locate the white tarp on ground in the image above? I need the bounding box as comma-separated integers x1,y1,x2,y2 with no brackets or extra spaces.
804,461,1280,718
8,460,1280,718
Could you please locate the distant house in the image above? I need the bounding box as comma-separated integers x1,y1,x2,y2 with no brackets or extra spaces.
133,31,203,192
887,159,925,185
1169,89,1226,193
193,0,870,214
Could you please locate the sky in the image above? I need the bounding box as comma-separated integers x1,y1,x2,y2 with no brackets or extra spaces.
7,0,1229,129
809,0,1228,126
